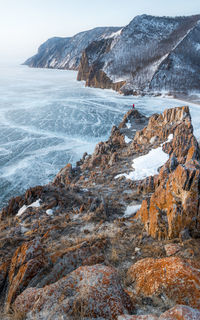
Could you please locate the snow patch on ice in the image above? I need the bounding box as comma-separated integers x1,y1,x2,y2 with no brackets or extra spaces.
124,204,141,218
126,122,131,129
17,199,42,217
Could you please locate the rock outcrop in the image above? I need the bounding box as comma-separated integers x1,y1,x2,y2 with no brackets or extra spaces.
135,106,200,239
14,265,133,319
1,106,200,319
119,305,200,319
127,257,200,310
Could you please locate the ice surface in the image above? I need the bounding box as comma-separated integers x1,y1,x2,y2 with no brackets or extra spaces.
124,204,141,217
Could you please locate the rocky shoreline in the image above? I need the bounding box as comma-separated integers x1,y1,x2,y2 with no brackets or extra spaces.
1,106,200,319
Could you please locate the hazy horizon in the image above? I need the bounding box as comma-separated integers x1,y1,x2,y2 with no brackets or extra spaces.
0,0,200,64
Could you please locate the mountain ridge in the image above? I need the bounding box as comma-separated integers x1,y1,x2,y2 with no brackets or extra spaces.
24,14,200,96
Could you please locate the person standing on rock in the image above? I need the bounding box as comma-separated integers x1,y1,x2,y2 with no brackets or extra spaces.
132,104,135,109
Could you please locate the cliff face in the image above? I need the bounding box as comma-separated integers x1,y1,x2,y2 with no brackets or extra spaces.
24,27,121,70
1,106,200,319
77,14,200,94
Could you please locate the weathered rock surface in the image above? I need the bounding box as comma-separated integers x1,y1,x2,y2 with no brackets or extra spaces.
159,305,200,320
136,106,200,239
127,257,200,310
14,264,133,319
118,305,200,319
1,106,200,319
5,240,47,311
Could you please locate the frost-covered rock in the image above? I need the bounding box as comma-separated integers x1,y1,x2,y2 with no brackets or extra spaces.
24,27,121,70
77,14,200,94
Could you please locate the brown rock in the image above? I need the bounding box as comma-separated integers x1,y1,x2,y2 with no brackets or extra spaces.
14,264,133,319
164,244,181,256
159,305,200,320
137,161,200,239
127,257,200,310
118,305,200,320
6,240,46,311
53,163,73,186
118,315,158,320
0,261,9,290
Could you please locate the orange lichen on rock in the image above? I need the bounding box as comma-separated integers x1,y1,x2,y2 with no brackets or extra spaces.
135,106,200,240
138,161,200,239
118,305,200,319
127,257,200,310
14,264,133,319
159,305,200,320
5,240,46,311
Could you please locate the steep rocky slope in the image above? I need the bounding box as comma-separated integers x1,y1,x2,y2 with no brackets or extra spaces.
24,27,121,70
1,106,200,319
77,14,200,95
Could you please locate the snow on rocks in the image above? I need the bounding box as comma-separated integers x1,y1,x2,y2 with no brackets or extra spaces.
16,199,42,217
125,136,132,144
127,257,200,310
46,209,54,216
124,204,141,218
115,139,171,181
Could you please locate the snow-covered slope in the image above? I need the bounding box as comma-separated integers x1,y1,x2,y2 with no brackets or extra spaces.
149,20,200,93
24,27,121,70
77,14,200,94
24,14,200,95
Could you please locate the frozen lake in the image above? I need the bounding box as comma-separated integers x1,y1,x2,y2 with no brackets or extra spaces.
0,64,199,209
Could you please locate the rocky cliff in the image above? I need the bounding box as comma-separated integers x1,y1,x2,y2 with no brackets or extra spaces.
77,14,200,95
1,106,200,319
25,14,200,96
24,27,121,70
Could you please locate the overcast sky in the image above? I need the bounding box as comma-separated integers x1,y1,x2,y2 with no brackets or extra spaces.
0,0,200,63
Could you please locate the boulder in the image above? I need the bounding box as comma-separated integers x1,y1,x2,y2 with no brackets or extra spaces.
159,305,200,320
127,257,200,310
14,264,133,319
118,315,158,320
118,305,200,319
